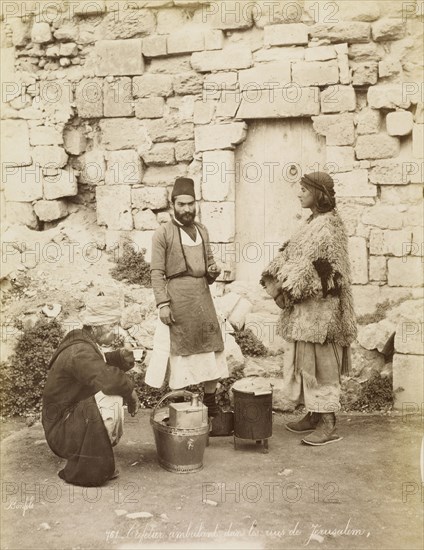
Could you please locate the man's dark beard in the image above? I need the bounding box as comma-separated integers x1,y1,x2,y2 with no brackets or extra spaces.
175,211,195,226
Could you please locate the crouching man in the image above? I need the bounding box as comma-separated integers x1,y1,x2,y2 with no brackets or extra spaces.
42,296,140,486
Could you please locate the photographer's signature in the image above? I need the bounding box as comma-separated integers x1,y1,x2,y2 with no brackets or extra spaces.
5,497,34,516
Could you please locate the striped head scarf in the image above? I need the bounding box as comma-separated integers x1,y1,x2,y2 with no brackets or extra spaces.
301,172,336,213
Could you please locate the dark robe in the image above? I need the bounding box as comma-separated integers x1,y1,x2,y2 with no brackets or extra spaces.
42,329,134,487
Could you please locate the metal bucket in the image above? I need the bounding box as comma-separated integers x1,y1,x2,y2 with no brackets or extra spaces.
150,390,209,474
232,380,273,441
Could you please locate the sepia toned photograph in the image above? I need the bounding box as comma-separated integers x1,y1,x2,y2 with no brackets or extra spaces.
0,1,423,549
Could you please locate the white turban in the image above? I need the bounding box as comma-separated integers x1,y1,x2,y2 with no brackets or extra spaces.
79,296,121,327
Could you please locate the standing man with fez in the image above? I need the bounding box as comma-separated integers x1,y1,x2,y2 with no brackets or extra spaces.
148,177,228,417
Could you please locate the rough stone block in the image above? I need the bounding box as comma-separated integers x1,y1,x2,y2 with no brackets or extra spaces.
78,149,106,185
216,92,241,119
312,114,355,146
357,319,394,352
336,49,351,85
100,118,151,150
167,29,205,54
264,24,308,46
195,123,247,152
369,229,413,256
133,209,159,231
74,0,106,14
95,39,144,76
38,80,73,124
104,77,133,117
356,134,400,160
127,230,155,263
378,57,402,79
157,212,172,224
43,168,78,200
310,22,371,44
321,85,356,113
156,8,192,34
305,46,337,62
194,99,216,124
412,124,423,159
404,206,424,227
357,108,381,135
239,63,291,91
202,150,235,201
326,146,354,172
352,62,378,86
2,120,32,166
142,165,187,186
175,140,195,162
135,97,165,119
75,79,104,118
393,353,424,411
362,206,403,229
381,184,423,204
142,35,167,57
60,42,78,56
395,320,424,358
133,74,173,98
372,19,406,42
369,256,387,282
206,0,254,30
388,257,423,287
305,1,380,22
334,170,376,197
254,47,305,64
191,46,252,72
369,161,412,185
4,166,43,202
63,127,87,155
141,143,175,166
252,0,303,27
167,96,195,122
5,202,38,229
96,186,133,230
29,126,63,146
239,87,320,119
31,22,52,44
292,60,339,87
32,146,68,170
34,199,68,221
143,118,194,142
149,55,192,74
173,72,203,95
200,202,235,242
414,103,424,124
228,298,255,332
204,72,238,97
7,17,31,47
105,150,143,185
348,43,383,61
54,23,79,42
132,187,168,210
386,111,413,137
348,236,368,284
205,30,224,50
368,85,418,110
214,292,241,319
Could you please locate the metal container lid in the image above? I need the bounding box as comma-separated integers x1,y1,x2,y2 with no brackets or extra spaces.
232,377,273,396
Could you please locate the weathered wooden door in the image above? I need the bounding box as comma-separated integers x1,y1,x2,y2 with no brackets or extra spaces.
235,119,326,282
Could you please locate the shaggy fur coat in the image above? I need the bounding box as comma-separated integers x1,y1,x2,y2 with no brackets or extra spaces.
261,210,357,347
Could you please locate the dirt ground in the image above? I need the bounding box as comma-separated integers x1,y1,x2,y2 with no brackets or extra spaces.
1,410,422,550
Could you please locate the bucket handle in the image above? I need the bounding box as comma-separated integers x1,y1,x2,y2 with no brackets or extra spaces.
151,390,195,422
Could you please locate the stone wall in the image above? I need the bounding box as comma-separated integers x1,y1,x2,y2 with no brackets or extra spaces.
1,0,423,409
